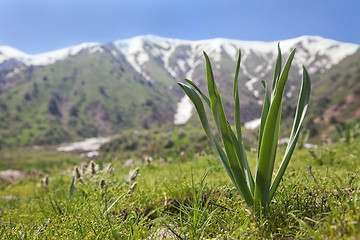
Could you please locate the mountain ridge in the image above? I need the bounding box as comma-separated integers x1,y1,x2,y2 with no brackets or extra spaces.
1,35,358,69
0,35,359,146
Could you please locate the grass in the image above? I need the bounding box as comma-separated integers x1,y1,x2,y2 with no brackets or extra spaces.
0,148,83,173
0,137,359,239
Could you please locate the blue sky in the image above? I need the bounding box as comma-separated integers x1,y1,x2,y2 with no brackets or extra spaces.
1,0,359,54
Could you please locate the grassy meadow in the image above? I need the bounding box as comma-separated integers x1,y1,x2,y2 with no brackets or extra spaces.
1,46,359,240
0,135,359,239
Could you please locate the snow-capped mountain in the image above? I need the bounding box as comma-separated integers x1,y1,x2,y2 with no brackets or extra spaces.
113,34,358,88
113,35,359,125
2,35,358,80
0,35,359,146
0,43,101,66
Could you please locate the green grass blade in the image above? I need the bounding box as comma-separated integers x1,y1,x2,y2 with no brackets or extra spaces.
254,49,296,205
69,177,75,200
269,66,311,200
103,192,126,218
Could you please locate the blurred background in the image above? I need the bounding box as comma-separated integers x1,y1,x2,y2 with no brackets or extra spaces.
0,0,359,156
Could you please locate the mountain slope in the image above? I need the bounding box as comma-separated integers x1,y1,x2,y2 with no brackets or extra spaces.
0,35,358,146
0,45,177,146
303,50,360,140
111,35,360,125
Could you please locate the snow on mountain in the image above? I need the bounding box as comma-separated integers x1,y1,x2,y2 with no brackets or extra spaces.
174,95,193,125
279,35,360,74
113,34,359,88
2,35,358,76
114,35,360,126
114,36,152,80
0,46,28,63
1,35,359,126
0,42,101,67
114,35,191,80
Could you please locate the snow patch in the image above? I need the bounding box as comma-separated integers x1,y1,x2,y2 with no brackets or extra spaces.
174,95,193,125
111,50,118,57
114,36,151,80
57,137,111,157
88,46,104,54
304,143,318,149
286,85,297,98
177,59,187,72
244,118,261,130
254,65,263,73
5,67,22,79
223,43,238,60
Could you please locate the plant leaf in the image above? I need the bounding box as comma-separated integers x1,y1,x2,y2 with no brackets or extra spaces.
269,66,311,200
178,82,241,195
233,49,254,193
204,51,254,206
271,43,282,100
233,49,242,141
257,80,270,163
184,78,211,108
69,177,75,200
103,192,126,218
254,49,296,205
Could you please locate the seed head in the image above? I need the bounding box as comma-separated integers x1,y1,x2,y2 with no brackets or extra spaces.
100,179,106,189
73,166,82,179
103,163,113,174
128,167,140,182
86,161,99,175
41,175,49,186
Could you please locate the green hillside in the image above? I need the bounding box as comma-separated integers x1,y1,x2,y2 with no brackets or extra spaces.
0,47,177,147
305,50,360,141
1,42,359,147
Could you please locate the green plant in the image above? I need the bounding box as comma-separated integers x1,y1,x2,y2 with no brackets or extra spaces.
336,121,360,143
178,45,311,207
161,169,218,239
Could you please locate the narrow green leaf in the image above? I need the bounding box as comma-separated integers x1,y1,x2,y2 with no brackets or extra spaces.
178,82,241,195
204,51,221,132
179,45,310,208
257,81,270,162
69,177,75,200
233,49,242,140
203,52,254,205
228,121,255,194
271,43,282,99
269,66,311,200
184,78,211,108
103,192,126,218
254,49,296,205
233,49,254,193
